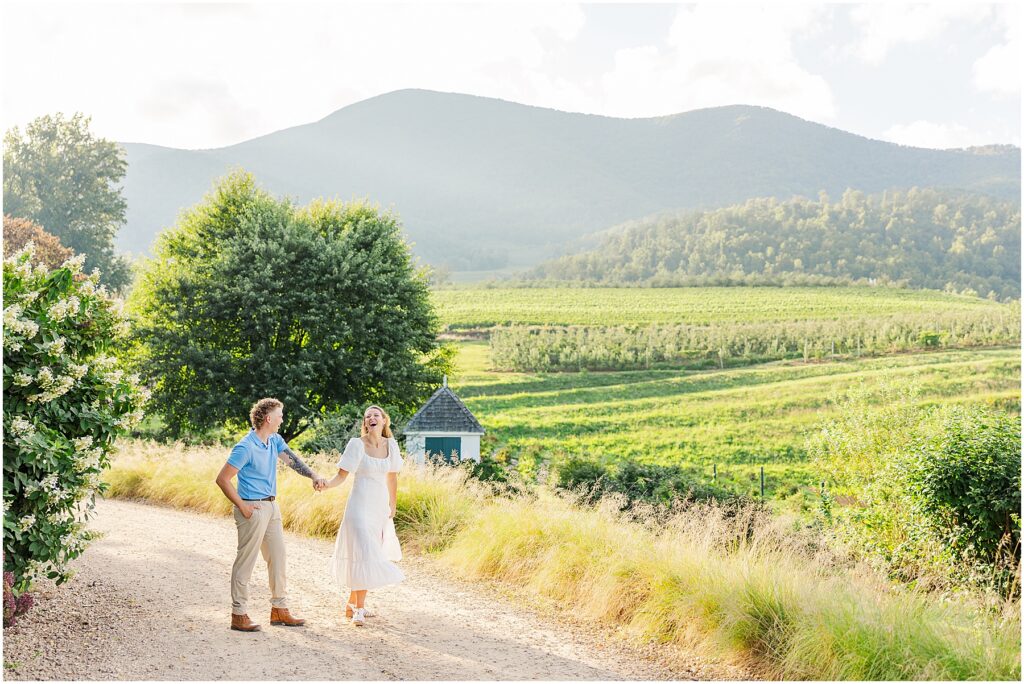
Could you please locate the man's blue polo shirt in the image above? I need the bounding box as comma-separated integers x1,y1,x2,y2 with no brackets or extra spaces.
227,430,287,499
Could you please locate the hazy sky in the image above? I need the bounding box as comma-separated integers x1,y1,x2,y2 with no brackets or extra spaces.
2,1,1020,150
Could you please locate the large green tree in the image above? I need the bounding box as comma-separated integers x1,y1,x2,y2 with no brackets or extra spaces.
3,113,131,291
128,171,453,441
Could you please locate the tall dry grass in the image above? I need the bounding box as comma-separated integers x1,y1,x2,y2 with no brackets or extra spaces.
104,440,1020,680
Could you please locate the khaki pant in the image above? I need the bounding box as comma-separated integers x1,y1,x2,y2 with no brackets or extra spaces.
231,501,288,615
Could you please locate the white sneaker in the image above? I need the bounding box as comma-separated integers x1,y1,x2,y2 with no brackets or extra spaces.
350,607,366,626
346,603,374,618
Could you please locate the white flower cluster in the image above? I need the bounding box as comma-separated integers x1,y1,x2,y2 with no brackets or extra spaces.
68,363,89,379
78,472,103,498
101,368,124,385
4,304,41,341
39,473,60,493
61,254,87,273
28,365,76,404
92,355,117,369
9,416,37,446
12,372,33,386
123,373,152,404
115,409,146,430
48,296,81,322
43,336,67,356
72,436,104,473
18,514,36,531
59,528,87,555
6,243,35,278
25,474,73,504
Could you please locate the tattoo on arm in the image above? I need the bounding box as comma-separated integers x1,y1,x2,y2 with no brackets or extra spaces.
278,446,315,479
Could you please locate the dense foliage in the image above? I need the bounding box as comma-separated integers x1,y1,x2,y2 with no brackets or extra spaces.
529,189,1021,300
906,406,1020,568
3,245,147,592
3,113,132,291
128,171,453,441
2,216,74,269
552,456,740,510
489,305,1020,372
810,384,1021,592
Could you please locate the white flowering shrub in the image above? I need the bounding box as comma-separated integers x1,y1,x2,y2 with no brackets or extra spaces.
3,245,148,590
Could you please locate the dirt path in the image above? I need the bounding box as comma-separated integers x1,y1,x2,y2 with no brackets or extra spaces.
3,499,732,680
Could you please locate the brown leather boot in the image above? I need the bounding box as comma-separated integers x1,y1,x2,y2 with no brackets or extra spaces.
270,607,306,627
231,613,261,632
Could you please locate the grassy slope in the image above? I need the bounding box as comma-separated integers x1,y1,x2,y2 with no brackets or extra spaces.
449,341,1020,496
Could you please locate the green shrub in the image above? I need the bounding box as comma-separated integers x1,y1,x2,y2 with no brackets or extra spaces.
458,451,527,498
2,245,147,590
907,406,1020,567
811,381,1021,592
553,456,739,510
553,456,608,503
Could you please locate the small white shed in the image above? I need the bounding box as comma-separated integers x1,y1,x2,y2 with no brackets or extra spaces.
403,376,485,465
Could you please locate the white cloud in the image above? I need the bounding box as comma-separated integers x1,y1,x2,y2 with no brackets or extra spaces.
2,2,1017,150
973,4,1021,97
848,3,989,65
882,119,1002,149
2,2,586,149
596,4,836,121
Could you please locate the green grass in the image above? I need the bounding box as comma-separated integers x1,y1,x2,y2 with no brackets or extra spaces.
448,342,1020,497
104,442,1021,680
432,286,1006,329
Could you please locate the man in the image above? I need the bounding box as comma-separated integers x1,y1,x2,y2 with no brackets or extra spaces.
215,397,327,632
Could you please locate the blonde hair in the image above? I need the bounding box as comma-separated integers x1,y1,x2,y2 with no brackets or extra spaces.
249,398,283,430
361,405,393,439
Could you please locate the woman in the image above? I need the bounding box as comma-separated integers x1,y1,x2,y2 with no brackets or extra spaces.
324,405,405,626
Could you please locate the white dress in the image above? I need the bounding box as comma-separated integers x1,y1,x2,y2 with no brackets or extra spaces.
329,437,405,591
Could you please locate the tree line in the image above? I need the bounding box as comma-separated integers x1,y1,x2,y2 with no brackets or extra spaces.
529,189,1021,301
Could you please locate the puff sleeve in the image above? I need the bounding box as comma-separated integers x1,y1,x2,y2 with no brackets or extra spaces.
336,438,362,473
387,437,404,473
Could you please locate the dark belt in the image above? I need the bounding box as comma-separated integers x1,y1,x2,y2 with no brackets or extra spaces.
242,496,275,502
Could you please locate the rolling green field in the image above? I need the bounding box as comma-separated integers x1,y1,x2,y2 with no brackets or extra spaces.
432,286,1007,329
448,341,1020,497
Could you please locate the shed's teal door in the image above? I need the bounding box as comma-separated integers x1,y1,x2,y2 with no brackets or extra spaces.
425,437,461,464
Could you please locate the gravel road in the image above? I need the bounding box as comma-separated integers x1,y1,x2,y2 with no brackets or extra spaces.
2,498,740,680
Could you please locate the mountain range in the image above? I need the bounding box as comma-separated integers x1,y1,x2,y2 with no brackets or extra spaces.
119,89,1021,272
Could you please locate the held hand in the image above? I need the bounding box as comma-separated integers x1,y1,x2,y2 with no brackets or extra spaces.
313,477,327,492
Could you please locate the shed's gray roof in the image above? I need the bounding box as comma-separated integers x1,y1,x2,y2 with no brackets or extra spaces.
405,383,484,434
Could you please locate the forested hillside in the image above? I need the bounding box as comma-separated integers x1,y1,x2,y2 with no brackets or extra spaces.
529,189,1021,300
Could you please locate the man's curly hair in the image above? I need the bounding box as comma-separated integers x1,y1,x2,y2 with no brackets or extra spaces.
249,398,283,430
